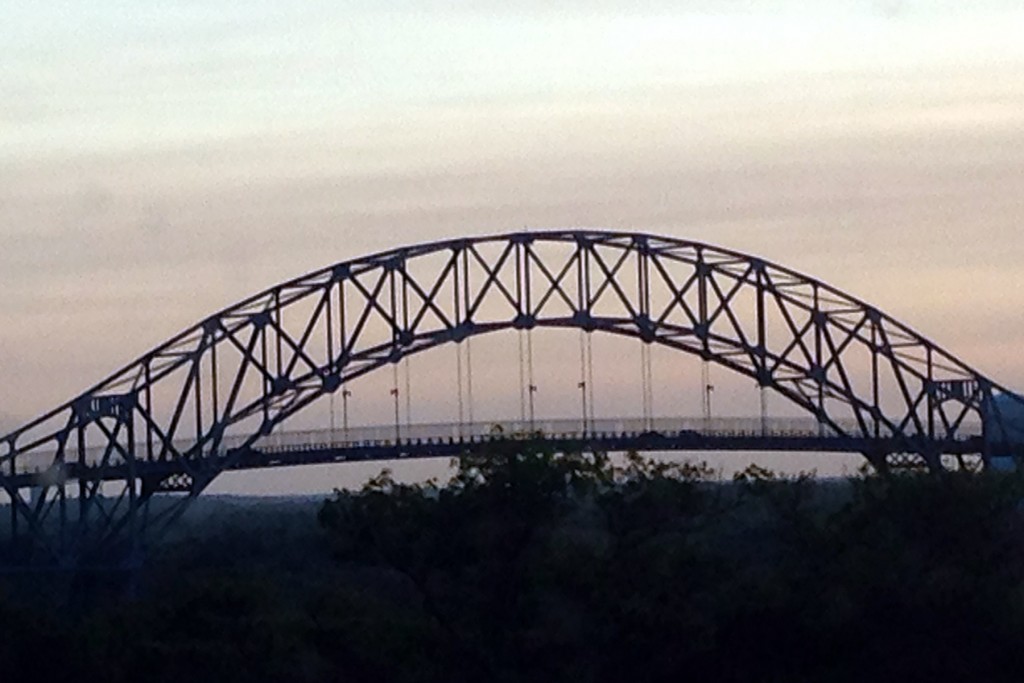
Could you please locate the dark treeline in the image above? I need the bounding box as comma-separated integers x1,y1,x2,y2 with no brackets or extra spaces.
4,447,1024,682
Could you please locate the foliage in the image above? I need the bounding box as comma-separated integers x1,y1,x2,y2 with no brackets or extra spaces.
5,450,1024,682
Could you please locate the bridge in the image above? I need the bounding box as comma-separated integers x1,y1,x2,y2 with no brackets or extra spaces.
0,417,989,492
2,229,1023,567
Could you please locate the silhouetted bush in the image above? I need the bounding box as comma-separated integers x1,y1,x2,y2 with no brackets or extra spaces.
4,449,1024,682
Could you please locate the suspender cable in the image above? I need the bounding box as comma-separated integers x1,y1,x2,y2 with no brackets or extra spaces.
640,342,651,429
702,360,713,424
404,355,412,434
518,330,527,425
578,330,588,434
587,332,595,428
342,388,351,439
466,336,474,430
760,385,768,436
527,329,536,429
391,362,401,442
645,343,654,430
456,343,465,438
330,392,336,436
640,343,647,427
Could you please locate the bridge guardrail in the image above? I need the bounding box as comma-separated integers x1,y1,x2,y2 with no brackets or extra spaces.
6,416,984,478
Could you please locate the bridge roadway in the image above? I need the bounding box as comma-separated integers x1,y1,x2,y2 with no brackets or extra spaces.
8,417,986,490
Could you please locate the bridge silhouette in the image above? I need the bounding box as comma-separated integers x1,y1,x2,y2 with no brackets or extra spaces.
2,229,1023,567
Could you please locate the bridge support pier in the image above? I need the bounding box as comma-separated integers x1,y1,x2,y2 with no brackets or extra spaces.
862,448,889,475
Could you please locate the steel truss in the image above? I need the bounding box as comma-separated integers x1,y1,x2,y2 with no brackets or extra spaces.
2,230,1022,566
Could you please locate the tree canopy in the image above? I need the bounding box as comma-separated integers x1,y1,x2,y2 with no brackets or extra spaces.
4,446,1024,682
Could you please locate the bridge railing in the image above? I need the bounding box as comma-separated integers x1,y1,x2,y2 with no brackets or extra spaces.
257,416,846,452
5,416,985,479
240,416,985,453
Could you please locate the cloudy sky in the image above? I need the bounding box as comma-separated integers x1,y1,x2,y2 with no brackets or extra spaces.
3,0,1024,440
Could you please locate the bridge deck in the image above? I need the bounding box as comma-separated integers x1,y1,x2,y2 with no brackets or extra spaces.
6,417,987,490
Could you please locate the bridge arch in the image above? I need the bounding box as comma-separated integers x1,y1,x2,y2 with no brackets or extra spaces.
2,230,1021,562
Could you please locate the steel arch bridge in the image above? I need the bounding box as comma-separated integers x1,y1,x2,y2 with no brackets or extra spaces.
2,229,1023,567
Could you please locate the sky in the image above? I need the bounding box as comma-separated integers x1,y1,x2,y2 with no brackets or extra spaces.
3,0,1024,455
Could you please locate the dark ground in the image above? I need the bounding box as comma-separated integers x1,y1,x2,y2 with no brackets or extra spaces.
3,447,1024,683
